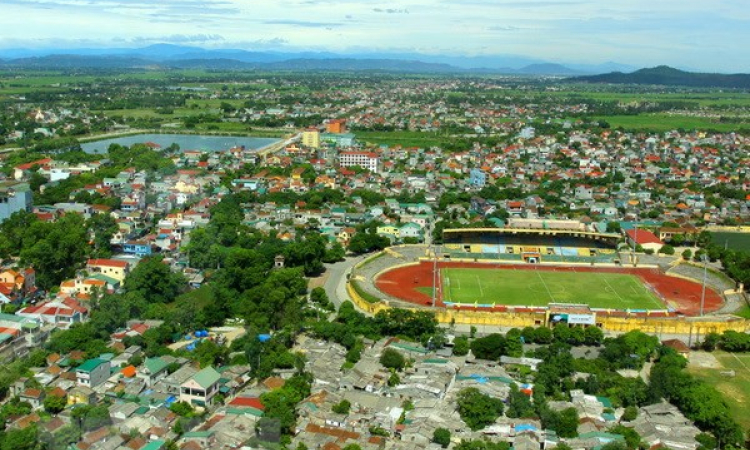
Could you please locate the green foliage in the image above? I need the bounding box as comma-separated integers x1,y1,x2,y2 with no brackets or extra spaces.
260,373,312,434
453,336,470,356
454,439,510,450
457,387,505,431
621,405,638,421
432,427,451,448
332,399,351,415
649,347,742,448
43,393,67,414
601,330,659,370
541,406,579,438
470,334,507,360
368,426,389,437
169,401,195,417
124,256,186,303
659,244,675,255
506,383,536,419
608,425,642,449
379,348,406,371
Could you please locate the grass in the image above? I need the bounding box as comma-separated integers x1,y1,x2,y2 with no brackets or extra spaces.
688,351,750,431
441,267,665,310
354,130,454,148
593,114,747,132
351,279,381,304
711,232,750,252
171,285,215,310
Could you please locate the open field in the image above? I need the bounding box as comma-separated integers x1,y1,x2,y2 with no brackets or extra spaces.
441,267,665,309
354,130,453,148
711,232,750,252
592,114,747,132
689,351,750,431
376,262,723,315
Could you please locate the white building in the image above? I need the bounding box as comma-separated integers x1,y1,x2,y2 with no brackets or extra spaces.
339,151,380,173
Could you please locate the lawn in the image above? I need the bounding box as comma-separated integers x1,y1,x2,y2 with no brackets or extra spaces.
689,351,750,431
592,114,746,132
441,267,665,310
711,232,750,252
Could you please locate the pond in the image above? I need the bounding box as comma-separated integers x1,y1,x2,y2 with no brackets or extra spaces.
81,133,280,154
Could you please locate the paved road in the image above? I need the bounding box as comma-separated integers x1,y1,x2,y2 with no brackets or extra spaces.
323,254,369,309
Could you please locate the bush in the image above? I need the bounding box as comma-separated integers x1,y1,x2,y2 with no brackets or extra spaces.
453,336,470,356
433,428,451,448
380,348,406,371
621,406,638,422
659,244,675,255
332,399,351,415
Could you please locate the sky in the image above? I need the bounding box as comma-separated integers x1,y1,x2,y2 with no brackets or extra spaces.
2,0,749,72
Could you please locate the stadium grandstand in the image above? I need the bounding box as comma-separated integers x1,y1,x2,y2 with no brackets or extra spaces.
442,219,621,264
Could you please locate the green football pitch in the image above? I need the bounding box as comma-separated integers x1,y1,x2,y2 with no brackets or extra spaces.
441,268,666,310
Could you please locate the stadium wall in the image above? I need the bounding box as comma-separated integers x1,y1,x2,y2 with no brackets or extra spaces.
347,281,750,334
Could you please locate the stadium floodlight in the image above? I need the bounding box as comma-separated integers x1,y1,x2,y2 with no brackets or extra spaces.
700,254,708,317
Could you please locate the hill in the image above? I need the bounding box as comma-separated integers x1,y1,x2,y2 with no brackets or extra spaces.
570,65,750,88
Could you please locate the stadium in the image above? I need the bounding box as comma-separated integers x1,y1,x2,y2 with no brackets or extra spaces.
371,219,725,321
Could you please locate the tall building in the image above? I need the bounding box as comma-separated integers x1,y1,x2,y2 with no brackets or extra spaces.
339,151,380,173
301,128,321,149
469,168,487,187
0,182,32,223
327,119,347,134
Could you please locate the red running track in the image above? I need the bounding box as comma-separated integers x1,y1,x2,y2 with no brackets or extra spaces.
374,262,723,317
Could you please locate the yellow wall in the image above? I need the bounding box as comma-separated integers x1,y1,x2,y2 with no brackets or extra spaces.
346,281,750,334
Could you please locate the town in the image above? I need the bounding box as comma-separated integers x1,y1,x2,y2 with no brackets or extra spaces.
0,70,749,450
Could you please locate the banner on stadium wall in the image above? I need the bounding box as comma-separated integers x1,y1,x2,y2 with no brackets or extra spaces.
567,314,596,325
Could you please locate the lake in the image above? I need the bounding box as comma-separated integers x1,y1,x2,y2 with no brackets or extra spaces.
81,133,280,154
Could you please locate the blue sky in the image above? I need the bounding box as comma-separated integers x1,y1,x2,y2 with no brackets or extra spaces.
2,0,749,72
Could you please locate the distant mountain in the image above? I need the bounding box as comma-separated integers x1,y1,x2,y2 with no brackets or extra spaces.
516,63,584,75
569,65,750,88
0,44,633,75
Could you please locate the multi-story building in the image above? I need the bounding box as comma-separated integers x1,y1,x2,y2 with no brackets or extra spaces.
302,129,321,149
0,182,32,223
339,151,380,173
76,358,111,388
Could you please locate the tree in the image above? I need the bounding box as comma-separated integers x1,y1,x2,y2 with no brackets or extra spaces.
457,387,505,431
323,241,346,263
332,399,351,415
124,256,185,303
621,406,638,422
470,334,507,360
609,425,641,449
682,249,693,260
433,428,452,448
380,348,406,371
583,326,604,346
169,401,195,418
388,370,400,387
659,244,675,255
453,336,470,356
43,393,67,414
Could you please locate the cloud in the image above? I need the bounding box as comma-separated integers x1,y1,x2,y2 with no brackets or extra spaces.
373,8,409,14
263,19,343,28
129,34,226,44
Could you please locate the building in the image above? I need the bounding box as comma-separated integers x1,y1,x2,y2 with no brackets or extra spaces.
76,358,111,388
0,182,32,223
339,152,380,173
469,168,487,188
180,366,221,407
86,259,130,283
327,119,347,134
302,129,321,149
625,228,664,253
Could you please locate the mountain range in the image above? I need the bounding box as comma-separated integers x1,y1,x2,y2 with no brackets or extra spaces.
0,44,637,75
569,66,750,89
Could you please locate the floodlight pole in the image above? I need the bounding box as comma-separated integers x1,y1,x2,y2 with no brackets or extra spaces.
700,254,708,317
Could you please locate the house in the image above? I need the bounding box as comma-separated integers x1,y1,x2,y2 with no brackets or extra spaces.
180,366,221,407
86,259,130,282
0,182,33,223
19,388,45,410
138,357,170,387
122,240,153,257
469,168,487,187
76,358,111,388
625,229,664,252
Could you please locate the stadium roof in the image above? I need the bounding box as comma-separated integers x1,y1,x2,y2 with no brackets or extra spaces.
625,229,663,245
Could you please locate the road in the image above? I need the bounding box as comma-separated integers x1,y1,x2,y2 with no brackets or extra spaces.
323,254,369,309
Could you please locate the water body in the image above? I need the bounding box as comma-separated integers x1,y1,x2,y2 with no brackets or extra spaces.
81,133,280,154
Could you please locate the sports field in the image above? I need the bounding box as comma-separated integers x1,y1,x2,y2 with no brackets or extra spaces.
689,351,750,430
441,267,665,310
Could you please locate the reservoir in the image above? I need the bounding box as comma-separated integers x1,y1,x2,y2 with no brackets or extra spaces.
81,133,280,154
